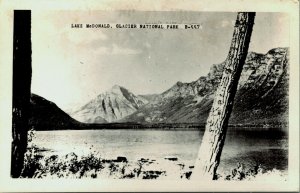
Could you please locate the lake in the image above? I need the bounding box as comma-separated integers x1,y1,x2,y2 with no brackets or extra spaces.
32,128,288,175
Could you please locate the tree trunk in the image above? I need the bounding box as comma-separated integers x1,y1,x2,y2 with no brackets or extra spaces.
192,12,256,180
11,10,32,178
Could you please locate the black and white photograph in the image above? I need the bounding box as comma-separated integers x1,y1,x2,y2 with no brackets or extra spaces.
0,0,299,192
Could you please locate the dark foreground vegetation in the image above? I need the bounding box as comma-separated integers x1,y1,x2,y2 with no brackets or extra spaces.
21,147,286,180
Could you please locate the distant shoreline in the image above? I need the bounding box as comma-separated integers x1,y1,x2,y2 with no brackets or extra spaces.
32,122,288,132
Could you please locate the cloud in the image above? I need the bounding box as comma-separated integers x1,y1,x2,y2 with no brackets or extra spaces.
221,20,230,28
93,44,142,55
221,19,235,28
144,42,151,48
65,28,108,45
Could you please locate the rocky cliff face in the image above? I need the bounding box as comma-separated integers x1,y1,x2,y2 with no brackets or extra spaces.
71,85,148,123
122,47,289,126
230,47,289,125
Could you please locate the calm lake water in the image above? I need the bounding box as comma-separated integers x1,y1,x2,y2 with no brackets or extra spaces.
33,128,288,174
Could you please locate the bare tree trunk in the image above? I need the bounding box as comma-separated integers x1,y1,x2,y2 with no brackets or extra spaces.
11,10,32,178
192,12,256,180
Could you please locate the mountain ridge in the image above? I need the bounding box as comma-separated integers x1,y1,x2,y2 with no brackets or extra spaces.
121,47,289,126
29,94,82,130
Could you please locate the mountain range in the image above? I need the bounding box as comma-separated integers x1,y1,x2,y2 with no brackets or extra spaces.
30,47,289,129
123,47,289,125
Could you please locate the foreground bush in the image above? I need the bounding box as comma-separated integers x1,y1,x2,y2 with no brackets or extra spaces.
20,148,286,180
21,150,169,179
21,129,286,180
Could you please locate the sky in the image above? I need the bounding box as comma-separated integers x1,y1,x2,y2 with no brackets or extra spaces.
31,11,289,111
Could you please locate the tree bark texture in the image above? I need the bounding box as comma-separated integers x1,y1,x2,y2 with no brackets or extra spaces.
11,10,32,178
192,12,256,180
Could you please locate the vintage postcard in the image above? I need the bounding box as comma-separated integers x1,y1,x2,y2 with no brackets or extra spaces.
0,0,299,192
